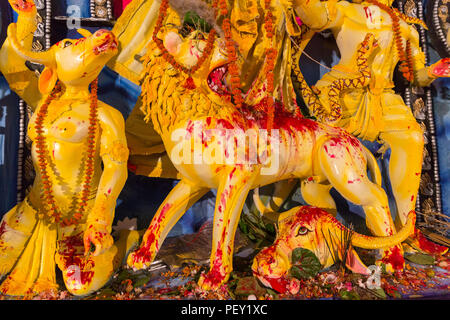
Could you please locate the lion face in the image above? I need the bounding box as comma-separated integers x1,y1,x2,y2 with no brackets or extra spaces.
161,28,233,100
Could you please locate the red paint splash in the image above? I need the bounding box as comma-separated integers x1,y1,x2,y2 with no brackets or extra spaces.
58,233,95,286
293,206,336,227
414,229,448,255
216,119,235,130
381,245,405,271
13,0,35,13
263,276,290,294
201,248,227,288
239,101,319,134
0,221,7,238
127,161,137,173
186,121,195,135
431,58,450,77
132,203,173,264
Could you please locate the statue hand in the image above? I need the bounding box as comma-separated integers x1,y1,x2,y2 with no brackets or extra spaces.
83,223,114,257
428,58,450,78
8,0,37,17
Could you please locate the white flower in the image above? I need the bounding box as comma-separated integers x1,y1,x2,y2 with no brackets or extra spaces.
112,217,138,236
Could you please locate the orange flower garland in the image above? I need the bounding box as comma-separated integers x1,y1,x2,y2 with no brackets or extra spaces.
153,0,217,90
217,0,243,108
363,0,415,82
263,0,277,131
34,82,63,224
406,39,415,82
35,79,99,227
69,78,100,227
213,0,278,125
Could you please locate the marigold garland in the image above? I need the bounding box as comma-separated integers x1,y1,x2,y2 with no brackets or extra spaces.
405,39,415,81
263,0,277,131
217,0,243,108
153,0,217,90
363,0,416,82
35,79,99,227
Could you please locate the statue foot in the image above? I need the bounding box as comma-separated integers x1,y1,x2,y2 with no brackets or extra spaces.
126,245,156,270
32,279,59,295
197,267,230,291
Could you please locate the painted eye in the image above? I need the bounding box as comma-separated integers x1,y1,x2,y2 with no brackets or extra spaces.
64,41,73,48
297,226,309,236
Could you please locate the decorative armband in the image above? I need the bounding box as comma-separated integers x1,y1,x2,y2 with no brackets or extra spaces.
101,140,130,164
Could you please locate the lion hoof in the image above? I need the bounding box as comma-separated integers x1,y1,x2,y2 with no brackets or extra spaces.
126,250,153,270
197,271,227,291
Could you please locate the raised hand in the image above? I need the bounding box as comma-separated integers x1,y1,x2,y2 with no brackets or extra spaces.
429,58,450,78
8,0,37,16
83,223,114,257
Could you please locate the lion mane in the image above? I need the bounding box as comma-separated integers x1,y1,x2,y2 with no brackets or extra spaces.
140,42,238,135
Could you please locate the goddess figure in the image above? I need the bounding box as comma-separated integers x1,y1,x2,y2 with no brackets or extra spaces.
0,0,138,296
107,0,304,178
107,0,449,271
284,0,450,265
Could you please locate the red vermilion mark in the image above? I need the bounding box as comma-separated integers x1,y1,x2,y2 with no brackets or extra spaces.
13,0,36,13
58,233,95,286
431,58,450,77
262,275,290,294
132,203,173,264
0,221,7,237
186,120,194,134
414,229,448,255
381,246,405,271
364,7,374,23
127,161,137,172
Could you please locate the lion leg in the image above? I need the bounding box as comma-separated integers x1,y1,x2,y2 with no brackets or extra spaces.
318,139,405,273
127,179,209,270
300,179,337,216
198,166,259,291
265,179,298,212
253,179,298,215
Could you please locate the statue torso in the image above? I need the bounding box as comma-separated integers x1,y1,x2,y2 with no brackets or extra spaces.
27,99,102,212
330,2,413,87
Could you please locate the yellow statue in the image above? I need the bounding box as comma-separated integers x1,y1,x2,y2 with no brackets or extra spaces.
107,0,303,178
284,0,450,259
124,2,412,290
0,0,138,296
252,206,416,293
